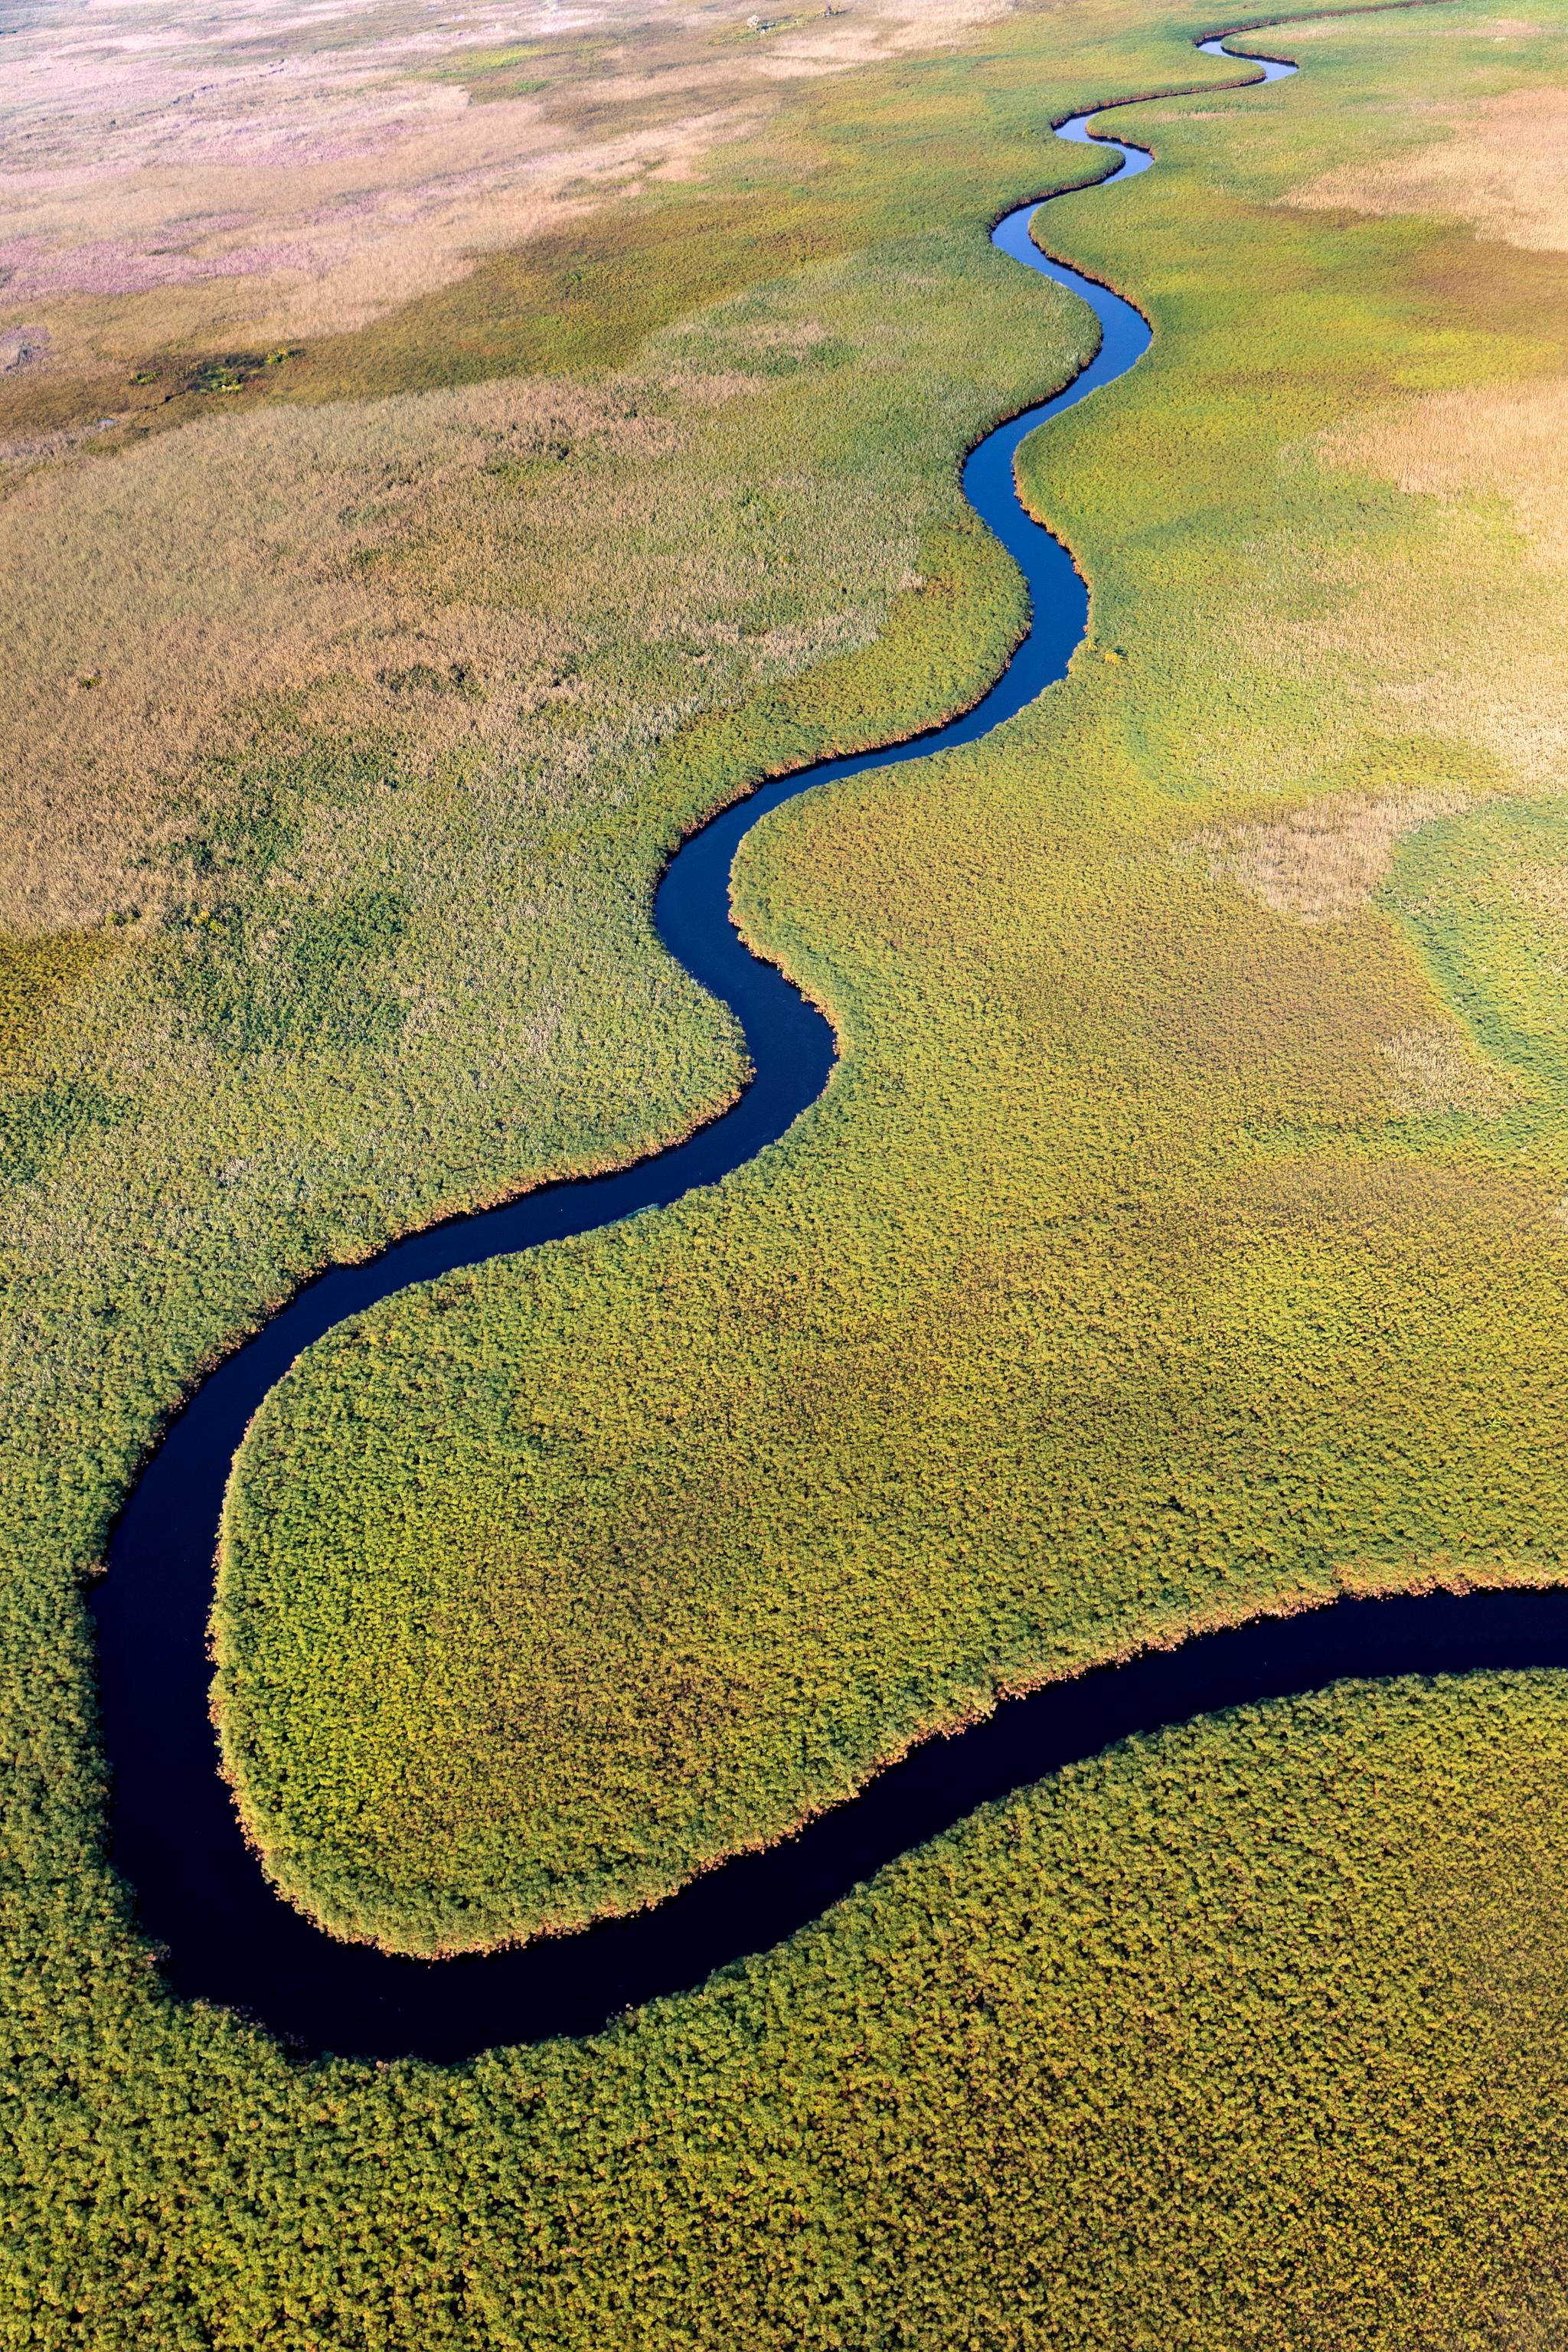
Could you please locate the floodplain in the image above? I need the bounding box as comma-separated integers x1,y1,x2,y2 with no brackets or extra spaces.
6,0,1568,2341
220,0,1568,1963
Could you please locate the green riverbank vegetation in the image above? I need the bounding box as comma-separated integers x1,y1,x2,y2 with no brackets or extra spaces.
15,1674,1568,2344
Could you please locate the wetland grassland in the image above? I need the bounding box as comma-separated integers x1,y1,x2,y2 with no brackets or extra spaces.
10,0,1568,2341
222,0,1568,1955
21,1673,1568,2346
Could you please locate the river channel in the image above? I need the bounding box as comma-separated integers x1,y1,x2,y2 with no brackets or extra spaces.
94,27,1529,2067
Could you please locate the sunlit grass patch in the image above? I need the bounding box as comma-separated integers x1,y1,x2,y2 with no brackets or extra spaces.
1385,793,1568,1131
1197,786,1476,923
1324,372,1568,572
2,230,1076,934
1378,1020,1518,1112
1292,75,1568,249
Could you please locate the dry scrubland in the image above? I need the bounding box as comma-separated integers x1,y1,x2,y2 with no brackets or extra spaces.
8,0,1568,2339
0,0,1007,432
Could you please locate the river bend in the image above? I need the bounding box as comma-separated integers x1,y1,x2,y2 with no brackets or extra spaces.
93,24,1530,2066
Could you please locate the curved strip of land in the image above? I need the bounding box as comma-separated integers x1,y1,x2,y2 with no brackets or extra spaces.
92,16,1511,2066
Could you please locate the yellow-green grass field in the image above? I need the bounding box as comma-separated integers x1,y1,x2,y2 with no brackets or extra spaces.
15,1674,1568,2346
217,0,1568,1955
8,0,1568,2337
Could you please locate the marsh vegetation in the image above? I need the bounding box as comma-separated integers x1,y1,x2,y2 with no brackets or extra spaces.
17,1674,1568,2345
218,0,1568,1960
7,0,1568,2338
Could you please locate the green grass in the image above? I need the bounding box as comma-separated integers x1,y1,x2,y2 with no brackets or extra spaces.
1387,795,1568,1124
216,0,1568,1955
14,1674,1568,2345
8,0,1568,2337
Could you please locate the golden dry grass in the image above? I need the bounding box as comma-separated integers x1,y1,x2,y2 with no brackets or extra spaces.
1290,79,1568,250
1514,856,1568,922
1379,1021,1517,1113
1324,376,1568,571
1200,786,1523,1119
0,373,688,927
0,302,950,930
1197,789,1475,923
1312,374,1568,788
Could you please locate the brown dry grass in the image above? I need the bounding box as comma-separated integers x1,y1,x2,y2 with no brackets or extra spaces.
1290,81,1568,250
1197,788,1475,923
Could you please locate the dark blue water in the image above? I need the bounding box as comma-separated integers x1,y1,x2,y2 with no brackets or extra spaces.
90,31,1526,2069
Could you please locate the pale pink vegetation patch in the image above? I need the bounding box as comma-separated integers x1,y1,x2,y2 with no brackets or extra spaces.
0,235,325,298
0,0,681,345
0,0,1009,352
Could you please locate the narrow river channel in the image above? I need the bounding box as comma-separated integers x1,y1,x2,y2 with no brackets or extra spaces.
94,23,1532,2066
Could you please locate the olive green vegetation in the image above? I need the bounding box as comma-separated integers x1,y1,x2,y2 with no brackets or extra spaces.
3,224,1092,1592
15,1674,1568,2345
8,0,1568,2339
219,0,1568,1955
1389,795,1568,1127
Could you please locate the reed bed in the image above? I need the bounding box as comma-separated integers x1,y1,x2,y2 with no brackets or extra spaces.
10,0,1568,2339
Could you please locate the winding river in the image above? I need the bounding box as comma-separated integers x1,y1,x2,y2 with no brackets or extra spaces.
93,21,1547,2068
